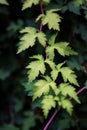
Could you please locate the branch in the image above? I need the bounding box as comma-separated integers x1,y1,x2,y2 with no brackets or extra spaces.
43,86,86,130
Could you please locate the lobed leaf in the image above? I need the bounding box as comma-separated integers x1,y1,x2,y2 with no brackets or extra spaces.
51,62,65,81
59,98,73,115
41,95,56,118
22,0,39,10
46,42,77,60
60,67,79,86
45,59,55,69
27,55,45,82
37,32,47,47
33,76,58,100
17,27,46,53
36,9,62,30
59,83,80,103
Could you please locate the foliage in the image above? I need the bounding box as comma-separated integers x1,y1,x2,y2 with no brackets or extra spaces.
36,9,61,30
0,0,87,130
17,0,80,118
17,27,46,53
0,0,8,5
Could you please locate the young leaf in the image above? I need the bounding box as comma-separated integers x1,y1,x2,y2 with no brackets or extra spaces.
37,32,47,47
54,42,77,56
59,98,73,115
17,27,46,53
22,0,39,10
41,95,56,118
27,55,45,82
48,33,58,45
36,9,61,30
17,27,37,53
59,83,80,103
33,80,50,100
46,42,77,60
51,67,59,81
60,67,79,86
33,76,58,100
51,62,65,81
45,59,55,69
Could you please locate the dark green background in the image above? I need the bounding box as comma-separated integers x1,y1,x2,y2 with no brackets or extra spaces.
0,0,87,130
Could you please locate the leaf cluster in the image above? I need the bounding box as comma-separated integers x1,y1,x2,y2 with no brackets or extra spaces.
17,2,80,117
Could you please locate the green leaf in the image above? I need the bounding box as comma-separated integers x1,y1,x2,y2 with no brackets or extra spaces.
22,112,38,130
48,33,58,45
60,67,79,86
54,42,77,56
51,62,79,86
33,80,49,100
51,67,59,81
51,62,65,81
37,32,47,47
33,76,58,100
17,27,46,53
41,75,59,96
42,0,51,4
59,98,73,115
45,59,55,69
0,124,19,130
68,1,80,15
17,27,37,53
41,95,56,118
36,9,61,30
67,57,81,70
0,0,8,5
46,42,77,60
59,83,80,103
22,0,39,10
74,0,85,6
58,113,75,129
27,55,45,82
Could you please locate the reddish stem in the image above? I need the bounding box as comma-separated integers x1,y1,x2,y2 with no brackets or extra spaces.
43,108,60,130
40,0,44,31
77,87,86,95
43,87,86,130
39,0,48,59
40,0,44,14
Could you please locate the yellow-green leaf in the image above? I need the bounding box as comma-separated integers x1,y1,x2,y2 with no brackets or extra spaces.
36,9,62,30
0,0,8,5
22,0,39,10
41,95,56,118
60,67,79,86
17,27,46,53
27,55,45,82
60,98,73,115
59,83,80,103
33,76,58,100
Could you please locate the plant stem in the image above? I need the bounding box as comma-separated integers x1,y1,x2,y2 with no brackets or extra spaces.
40,0,44,31
39,0,48,59
43,108,60,130
77,87,86,95
43,87,86,130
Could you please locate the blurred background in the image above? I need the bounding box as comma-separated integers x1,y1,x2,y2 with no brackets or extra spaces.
0,0,87,130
